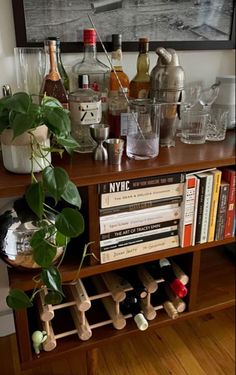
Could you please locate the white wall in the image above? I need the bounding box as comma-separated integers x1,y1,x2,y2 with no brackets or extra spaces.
0,0,235,336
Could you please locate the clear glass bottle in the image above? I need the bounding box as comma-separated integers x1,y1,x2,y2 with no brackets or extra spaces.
40,39,68,108
108,87,129,139
46,37,70,93
69,74,102,153
71,29,110,122
109,34,129,96
129,38,150,99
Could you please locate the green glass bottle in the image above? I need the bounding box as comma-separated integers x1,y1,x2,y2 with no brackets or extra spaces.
47,37,70,92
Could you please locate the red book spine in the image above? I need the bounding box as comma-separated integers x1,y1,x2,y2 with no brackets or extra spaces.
222,168,236,238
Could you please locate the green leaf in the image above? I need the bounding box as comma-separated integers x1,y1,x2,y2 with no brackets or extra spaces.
44,107,71,137
42,166,69,203
41,95,63,108
30,228,46,248
56,231,68,247
32,240,57,268
11,113,34,137
5,92,31,114
6,289,33,310
55,208,84,237
56,135,79,154
25,182,44,219
62,181,82,208
44,290,63,305
41,266,64,295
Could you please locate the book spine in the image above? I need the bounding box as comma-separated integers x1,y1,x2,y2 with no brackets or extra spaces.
199,174,213,244
179,175,198,247
100,182,184,209
208,170,222,242
99,207,181,234
100,229,178,251
98,173,186,194
195,176,207,244
191,177,200,246
99,197,182,216
100,219,179,240
222,168,236,238
100,236,179,264
214,182,230,241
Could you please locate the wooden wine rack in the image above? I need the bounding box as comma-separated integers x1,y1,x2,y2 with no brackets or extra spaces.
36,266,187,352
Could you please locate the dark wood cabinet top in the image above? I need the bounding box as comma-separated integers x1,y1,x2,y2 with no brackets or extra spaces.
0,131,235,197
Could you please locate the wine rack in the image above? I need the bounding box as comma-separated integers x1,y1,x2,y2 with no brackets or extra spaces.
35,264,188,353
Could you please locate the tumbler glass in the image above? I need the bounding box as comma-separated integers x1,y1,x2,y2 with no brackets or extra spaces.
180,110,209,144
206,109,228,142
126,99,160,160
14,47,46,95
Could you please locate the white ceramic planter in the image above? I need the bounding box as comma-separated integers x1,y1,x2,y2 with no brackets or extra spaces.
1,125,51,174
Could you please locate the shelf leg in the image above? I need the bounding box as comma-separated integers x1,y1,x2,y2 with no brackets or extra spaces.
86,347,99,375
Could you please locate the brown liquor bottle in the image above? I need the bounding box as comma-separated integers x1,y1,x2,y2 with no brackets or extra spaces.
129,38,150,99
41,39,68,108
109,34,129,95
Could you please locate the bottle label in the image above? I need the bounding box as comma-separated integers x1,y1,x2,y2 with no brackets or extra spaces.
70,100,102,125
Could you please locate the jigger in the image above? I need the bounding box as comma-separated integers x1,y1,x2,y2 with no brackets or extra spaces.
89,124,110,161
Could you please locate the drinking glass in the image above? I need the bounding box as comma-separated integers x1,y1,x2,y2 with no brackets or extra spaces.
180,110,209,144
199,83,220,111
14,47,46,95
206,109,228,142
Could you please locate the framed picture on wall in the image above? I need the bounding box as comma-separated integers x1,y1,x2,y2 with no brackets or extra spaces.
12,0,235,52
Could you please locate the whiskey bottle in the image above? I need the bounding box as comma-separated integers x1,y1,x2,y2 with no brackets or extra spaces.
108,87,129,139
71,29,110,122
129,38,150,99
109,34,129,95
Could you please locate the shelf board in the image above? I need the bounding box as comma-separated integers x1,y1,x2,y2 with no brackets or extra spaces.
8,236,235,291
0,131,235,197
19,245,235,370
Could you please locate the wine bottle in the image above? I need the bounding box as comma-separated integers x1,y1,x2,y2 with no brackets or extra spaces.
40,39,68,108
108,87,129,139
164,284,186,313
129,37,150,99
151,284,179,320
109,34,129,95
120,291,148,331
46,37,70,92
116,267,148,299
159,258,188,298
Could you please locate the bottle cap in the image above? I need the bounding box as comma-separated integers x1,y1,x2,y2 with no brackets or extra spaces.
112,34,122,50
84,29,96,45
170,279,188,298
134,313,148,331
139,37,149,53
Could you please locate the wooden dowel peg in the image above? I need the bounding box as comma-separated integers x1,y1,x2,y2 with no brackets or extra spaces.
101,271,126,302
171,261,189,285
137,266,158,294
70,306,92,341
38,287,54,322
42,321,57,352
67,279,91,312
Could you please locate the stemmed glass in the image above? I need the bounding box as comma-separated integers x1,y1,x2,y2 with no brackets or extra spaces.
199,83,220,112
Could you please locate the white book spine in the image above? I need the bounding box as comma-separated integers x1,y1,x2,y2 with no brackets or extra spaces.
100,225,178,247
100,236,179,264
100,183,184,209
99,207,181,234
200,174,214,243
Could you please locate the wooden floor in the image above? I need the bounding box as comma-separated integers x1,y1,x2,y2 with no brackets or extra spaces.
1,307,235,375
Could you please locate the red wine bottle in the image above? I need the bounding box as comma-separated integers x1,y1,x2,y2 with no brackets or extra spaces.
116,267,148,299
120,291,148,331
159,258,188,298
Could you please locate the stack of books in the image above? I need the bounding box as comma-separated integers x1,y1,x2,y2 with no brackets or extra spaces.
179,166,235,247
98,173,185,263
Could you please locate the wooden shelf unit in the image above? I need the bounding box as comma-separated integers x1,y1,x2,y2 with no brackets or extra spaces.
1,131,235,373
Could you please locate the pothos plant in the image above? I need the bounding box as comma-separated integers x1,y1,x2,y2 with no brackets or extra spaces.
0,92,91,310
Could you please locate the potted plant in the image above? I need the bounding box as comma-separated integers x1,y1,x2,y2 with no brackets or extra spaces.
0,92,85,309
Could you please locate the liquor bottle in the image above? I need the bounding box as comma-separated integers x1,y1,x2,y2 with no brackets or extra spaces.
108,87,129,139
129,38,150,99
109,34,129,95
159,258,188,298
120,291,148,331
40,39,68,108
71,28,110,122
116,266,148,299
151,284,179,320
69,74,102,153
46,37,70,92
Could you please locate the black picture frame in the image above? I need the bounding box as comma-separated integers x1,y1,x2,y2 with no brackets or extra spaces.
12,0,235,53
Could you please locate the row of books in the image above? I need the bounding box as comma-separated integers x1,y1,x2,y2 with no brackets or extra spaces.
98,173,185,264
180,166,235,247
97,168,235,264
